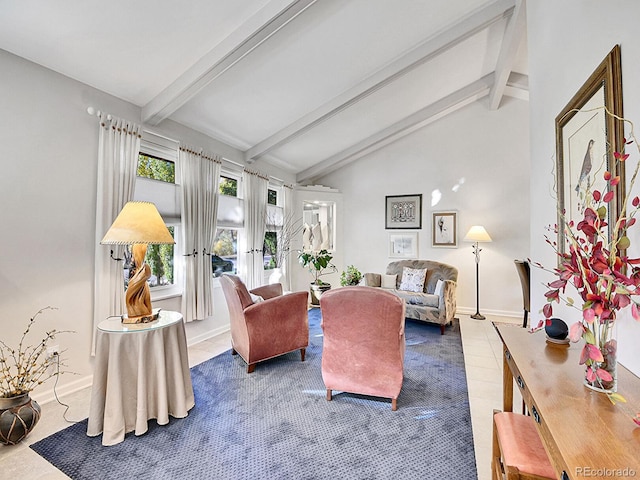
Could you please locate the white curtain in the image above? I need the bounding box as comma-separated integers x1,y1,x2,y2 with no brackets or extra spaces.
93,113,141,350
180,146,221,322
241,170,268,289
281,184,295,291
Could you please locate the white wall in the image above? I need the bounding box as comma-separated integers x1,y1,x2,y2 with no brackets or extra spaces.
528,0,640,374
0,49,139,402
316,97,530,317
0,48,295,402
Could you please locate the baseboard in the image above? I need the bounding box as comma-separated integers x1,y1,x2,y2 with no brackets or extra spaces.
455,306,521,319
31,374,94,406
187,325,230,347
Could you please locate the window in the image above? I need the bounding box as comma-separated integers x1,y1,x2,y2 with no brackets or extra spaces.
219,175,238,197
134,152,178,291
264,185,283,270
145,226,175,286
137,153,175,183
132,132,182,298
122,226,178,289
214,166,243,280
212,228,237,277
263,231,277,270
267,188,277,205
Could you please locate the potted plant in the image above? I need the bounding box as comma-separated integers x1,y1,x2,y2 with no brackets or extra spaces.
340,265,363,287
298,249,336,305
0,307,73,444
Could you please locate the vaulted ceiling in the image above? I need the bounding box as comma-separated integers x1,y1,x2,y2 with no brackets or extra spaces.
0,0,527,183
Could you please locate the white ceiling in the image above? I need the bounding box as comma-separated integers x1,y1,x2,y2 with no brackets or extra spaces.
0,0,528,183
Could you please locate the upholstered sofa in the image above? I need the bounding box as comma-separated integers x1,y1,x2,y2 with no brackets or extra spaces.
364,260,458,334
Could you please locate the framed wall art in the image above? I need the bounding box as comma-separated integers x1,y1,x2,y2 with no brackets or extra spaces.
385,194,422,229
555,45,624,254
389,232,418,258
432,211,457,247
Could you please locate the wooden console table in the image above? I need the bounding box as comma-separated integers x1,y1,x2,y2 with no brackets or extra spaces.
494,323,640,480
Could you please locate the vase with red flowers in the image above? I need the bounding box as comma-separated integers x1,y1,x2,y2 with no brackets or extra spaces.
535,111,640,400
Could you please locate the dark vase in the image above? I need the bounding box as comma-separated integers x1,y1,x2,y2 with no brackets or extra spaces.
0,393,41,445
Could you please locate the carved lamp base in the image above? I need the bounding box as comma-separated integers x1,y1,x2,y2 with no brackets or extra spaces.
123,243,156,324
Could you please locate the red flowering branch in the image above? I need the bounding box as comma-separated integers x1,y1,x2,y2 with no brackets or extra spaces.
535,108,640,427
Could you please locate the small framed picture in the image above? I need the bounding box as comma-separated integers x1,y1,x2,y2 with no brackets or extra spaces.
385,194,422,229
432,211,457,248
389,232,418,258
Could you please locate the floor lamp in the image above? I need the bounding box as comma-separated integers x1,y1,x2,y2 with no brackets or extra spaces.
464,225,492,320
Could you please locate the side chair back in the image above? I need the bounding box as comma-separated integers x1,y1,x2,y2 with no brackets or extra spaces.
320,286,405,410
514,260,530,328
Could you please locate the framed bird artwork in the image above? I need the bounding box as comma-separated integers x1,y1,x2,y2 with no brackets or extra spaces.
555,45,624,258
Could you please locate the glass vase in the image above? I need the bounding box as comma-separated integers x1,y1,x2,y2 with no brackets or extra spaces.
583,321,617,394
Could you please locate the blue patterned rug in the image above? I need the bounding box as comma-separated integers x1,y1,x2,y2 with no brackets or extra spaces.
31,309,476,479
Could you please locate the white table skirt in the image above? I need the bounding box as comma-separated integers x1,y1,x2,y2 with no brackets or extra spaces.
87,310,195,446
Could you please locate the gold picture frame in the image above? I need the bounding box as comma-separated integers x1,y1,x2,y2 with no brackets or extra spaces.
432,211,457,248
555,45,624,255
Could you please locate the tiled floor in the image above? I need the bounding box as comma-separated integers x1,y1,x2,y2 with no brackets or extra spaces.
0,313,521,480
460,314,523,480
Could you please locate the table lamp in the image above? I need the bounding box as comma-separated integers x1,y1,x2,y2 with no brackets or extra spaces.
463,225,492,320
101,201,175,324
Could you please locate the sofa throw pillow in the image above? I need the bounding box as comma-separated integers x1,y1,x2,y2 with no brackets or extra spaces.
399,267,427,293
382,274,397,289
249,293,264,304
363,273,381,287
434,279,444,296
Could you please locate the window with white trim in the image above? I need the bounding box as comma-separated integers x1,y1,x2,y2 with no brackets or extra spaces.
132,132,182,298
264,184,283,271
212,228,238,276
213,166,243,277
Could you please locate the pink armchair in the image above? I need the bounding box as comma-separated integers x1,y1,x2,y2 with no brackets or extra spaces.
320,286,406,410
220,275,309,373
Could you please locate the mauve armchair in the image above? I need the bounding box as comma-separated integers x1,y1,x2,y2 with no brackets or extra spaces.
220,275,309,373
320,286,406,410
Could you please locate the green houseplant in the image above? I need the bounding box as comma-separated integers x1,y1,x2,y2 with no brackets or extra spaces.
298,249,336,305
340,265,362,286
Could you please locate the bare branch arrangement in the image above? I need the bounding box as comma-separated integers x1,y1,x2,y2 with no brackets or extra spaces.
265,209,304,268
0,307,75,398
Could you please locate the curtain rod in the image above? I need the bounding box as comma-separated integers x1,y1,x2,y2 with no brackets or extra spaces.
86,106,290,178
86,106,111,120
